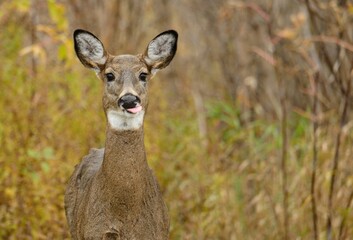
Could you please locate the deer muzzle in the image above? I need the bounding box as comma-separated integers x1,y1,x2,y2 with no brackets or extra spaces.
118,94,142,114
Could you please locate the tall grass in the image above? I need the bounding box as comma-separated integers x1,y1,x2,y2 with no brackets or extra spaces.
1,0,353,239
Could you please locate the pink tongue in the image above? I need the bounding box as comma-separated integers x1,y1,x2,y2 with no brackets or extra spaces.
127,106,142,114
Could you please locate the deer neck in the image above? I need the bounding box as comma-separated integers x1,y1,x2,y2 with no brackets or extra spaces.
98,126,149,218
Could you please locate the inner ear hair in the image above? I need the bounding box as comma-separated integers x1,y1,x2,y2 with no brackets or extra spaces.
74,29,107,70
144,30,178,70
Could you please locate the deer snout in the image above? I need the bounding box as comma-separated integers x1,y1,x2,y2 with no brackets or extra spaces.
118,94,142,114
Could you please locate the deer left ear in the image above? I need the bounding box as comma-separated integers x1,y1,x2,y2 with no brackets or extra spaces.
143,30,178,74
73,29,108,72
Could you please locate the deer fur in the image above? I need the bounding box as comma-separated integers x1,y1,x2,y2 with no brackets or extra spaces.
65,29,178,239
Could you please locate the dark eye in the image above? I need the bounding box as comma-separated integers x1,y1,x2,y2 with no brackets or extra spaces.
106,73,115,82
139,72,148,82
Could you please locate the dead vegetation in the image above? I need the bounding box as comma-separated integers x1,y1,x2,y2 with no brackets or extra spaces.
0,0,353,239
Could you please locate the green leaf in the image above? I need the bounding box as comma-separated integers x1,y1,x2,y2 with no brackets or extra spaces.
40,162,51,173
30,172,40,184
48,0,68,31
27,149,41,160
58,44,67,61
42,147,54,160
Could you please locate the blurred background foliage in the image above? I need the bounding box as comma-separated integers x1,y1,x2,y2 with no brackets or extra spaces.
0,0,353,239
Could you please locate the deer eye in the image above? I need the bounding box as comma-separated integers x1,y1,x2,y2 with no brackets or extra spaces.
139,72,148,82
106,73,115,82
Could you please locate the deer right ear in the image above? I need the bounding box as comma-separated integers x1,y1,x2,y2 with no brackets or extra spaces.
143,30,178,74
73,29,108,72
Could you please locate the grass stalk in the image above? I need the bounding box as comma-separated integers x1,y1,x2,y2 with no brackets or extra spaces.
310,72,319,240
278,69,289,240
326,71,352,240
338,189,353,240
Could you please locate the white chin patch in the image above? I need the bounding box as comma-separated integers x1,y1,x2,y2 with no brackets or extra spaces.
107,110,145,131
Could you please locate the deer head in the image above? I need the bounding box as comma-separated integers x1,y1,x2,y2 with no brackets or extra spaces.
73,29,178,131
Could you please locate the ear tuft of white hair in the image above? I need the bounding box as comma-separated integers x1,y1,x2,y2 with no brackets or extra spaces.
73,29,107,70
144,30,178,70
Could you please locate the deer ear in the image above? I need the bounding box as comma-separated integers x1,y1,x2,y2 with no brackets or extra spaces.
143,30,178,74
73,29,108,72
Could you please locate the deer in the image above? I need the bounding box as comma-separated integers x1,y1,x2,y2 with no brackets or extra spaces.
64,29,178,239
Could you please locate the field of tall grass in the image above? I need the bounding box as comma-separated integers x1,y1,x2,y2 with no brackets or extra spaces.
1,0,353,239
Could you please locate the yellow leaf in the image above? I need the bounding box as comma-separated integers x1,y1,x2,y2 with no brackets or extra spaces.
4,187,16,199
19,44,47,64
277,28,297,40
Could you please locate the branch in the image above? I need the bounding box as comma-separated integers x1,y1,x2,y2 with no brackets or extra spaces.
251,46,276,66
310,72,319,240
326,70,352,240
275,62,290,240
281,78,289,240
227,1,270,23
338,189,353,240
310,35,353,53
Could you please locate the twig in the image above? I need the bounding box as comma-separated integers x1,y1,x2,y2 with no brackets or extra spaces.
338,189,353,240
310,35,353,53
29,0,38,77
276,62,290,240
227,1,270,23
304,0,326,21
304,0,339,88
251,46,277,66
281,77,289,240
337,0,347,7
264,187,282,236
326,70,352,240
310,72,319,240
245,2,270,23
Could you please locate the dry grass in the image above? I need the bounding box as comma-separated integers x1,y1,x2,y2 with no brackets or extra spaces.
1,0,353,239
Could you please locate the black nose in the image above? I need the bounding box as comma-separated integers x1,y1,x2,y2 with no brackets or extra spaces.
118,94,141,109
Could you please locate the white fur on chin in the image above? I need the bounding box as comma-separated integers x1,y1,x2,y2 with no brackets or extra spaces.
107,109,145,131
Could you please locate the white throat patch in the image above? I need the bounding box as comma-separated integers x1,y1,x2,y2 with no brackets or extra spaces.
107,110,145,131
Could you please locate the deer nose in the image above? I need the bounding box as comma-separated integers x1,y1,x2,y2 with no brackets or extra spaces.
118,94,141,109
